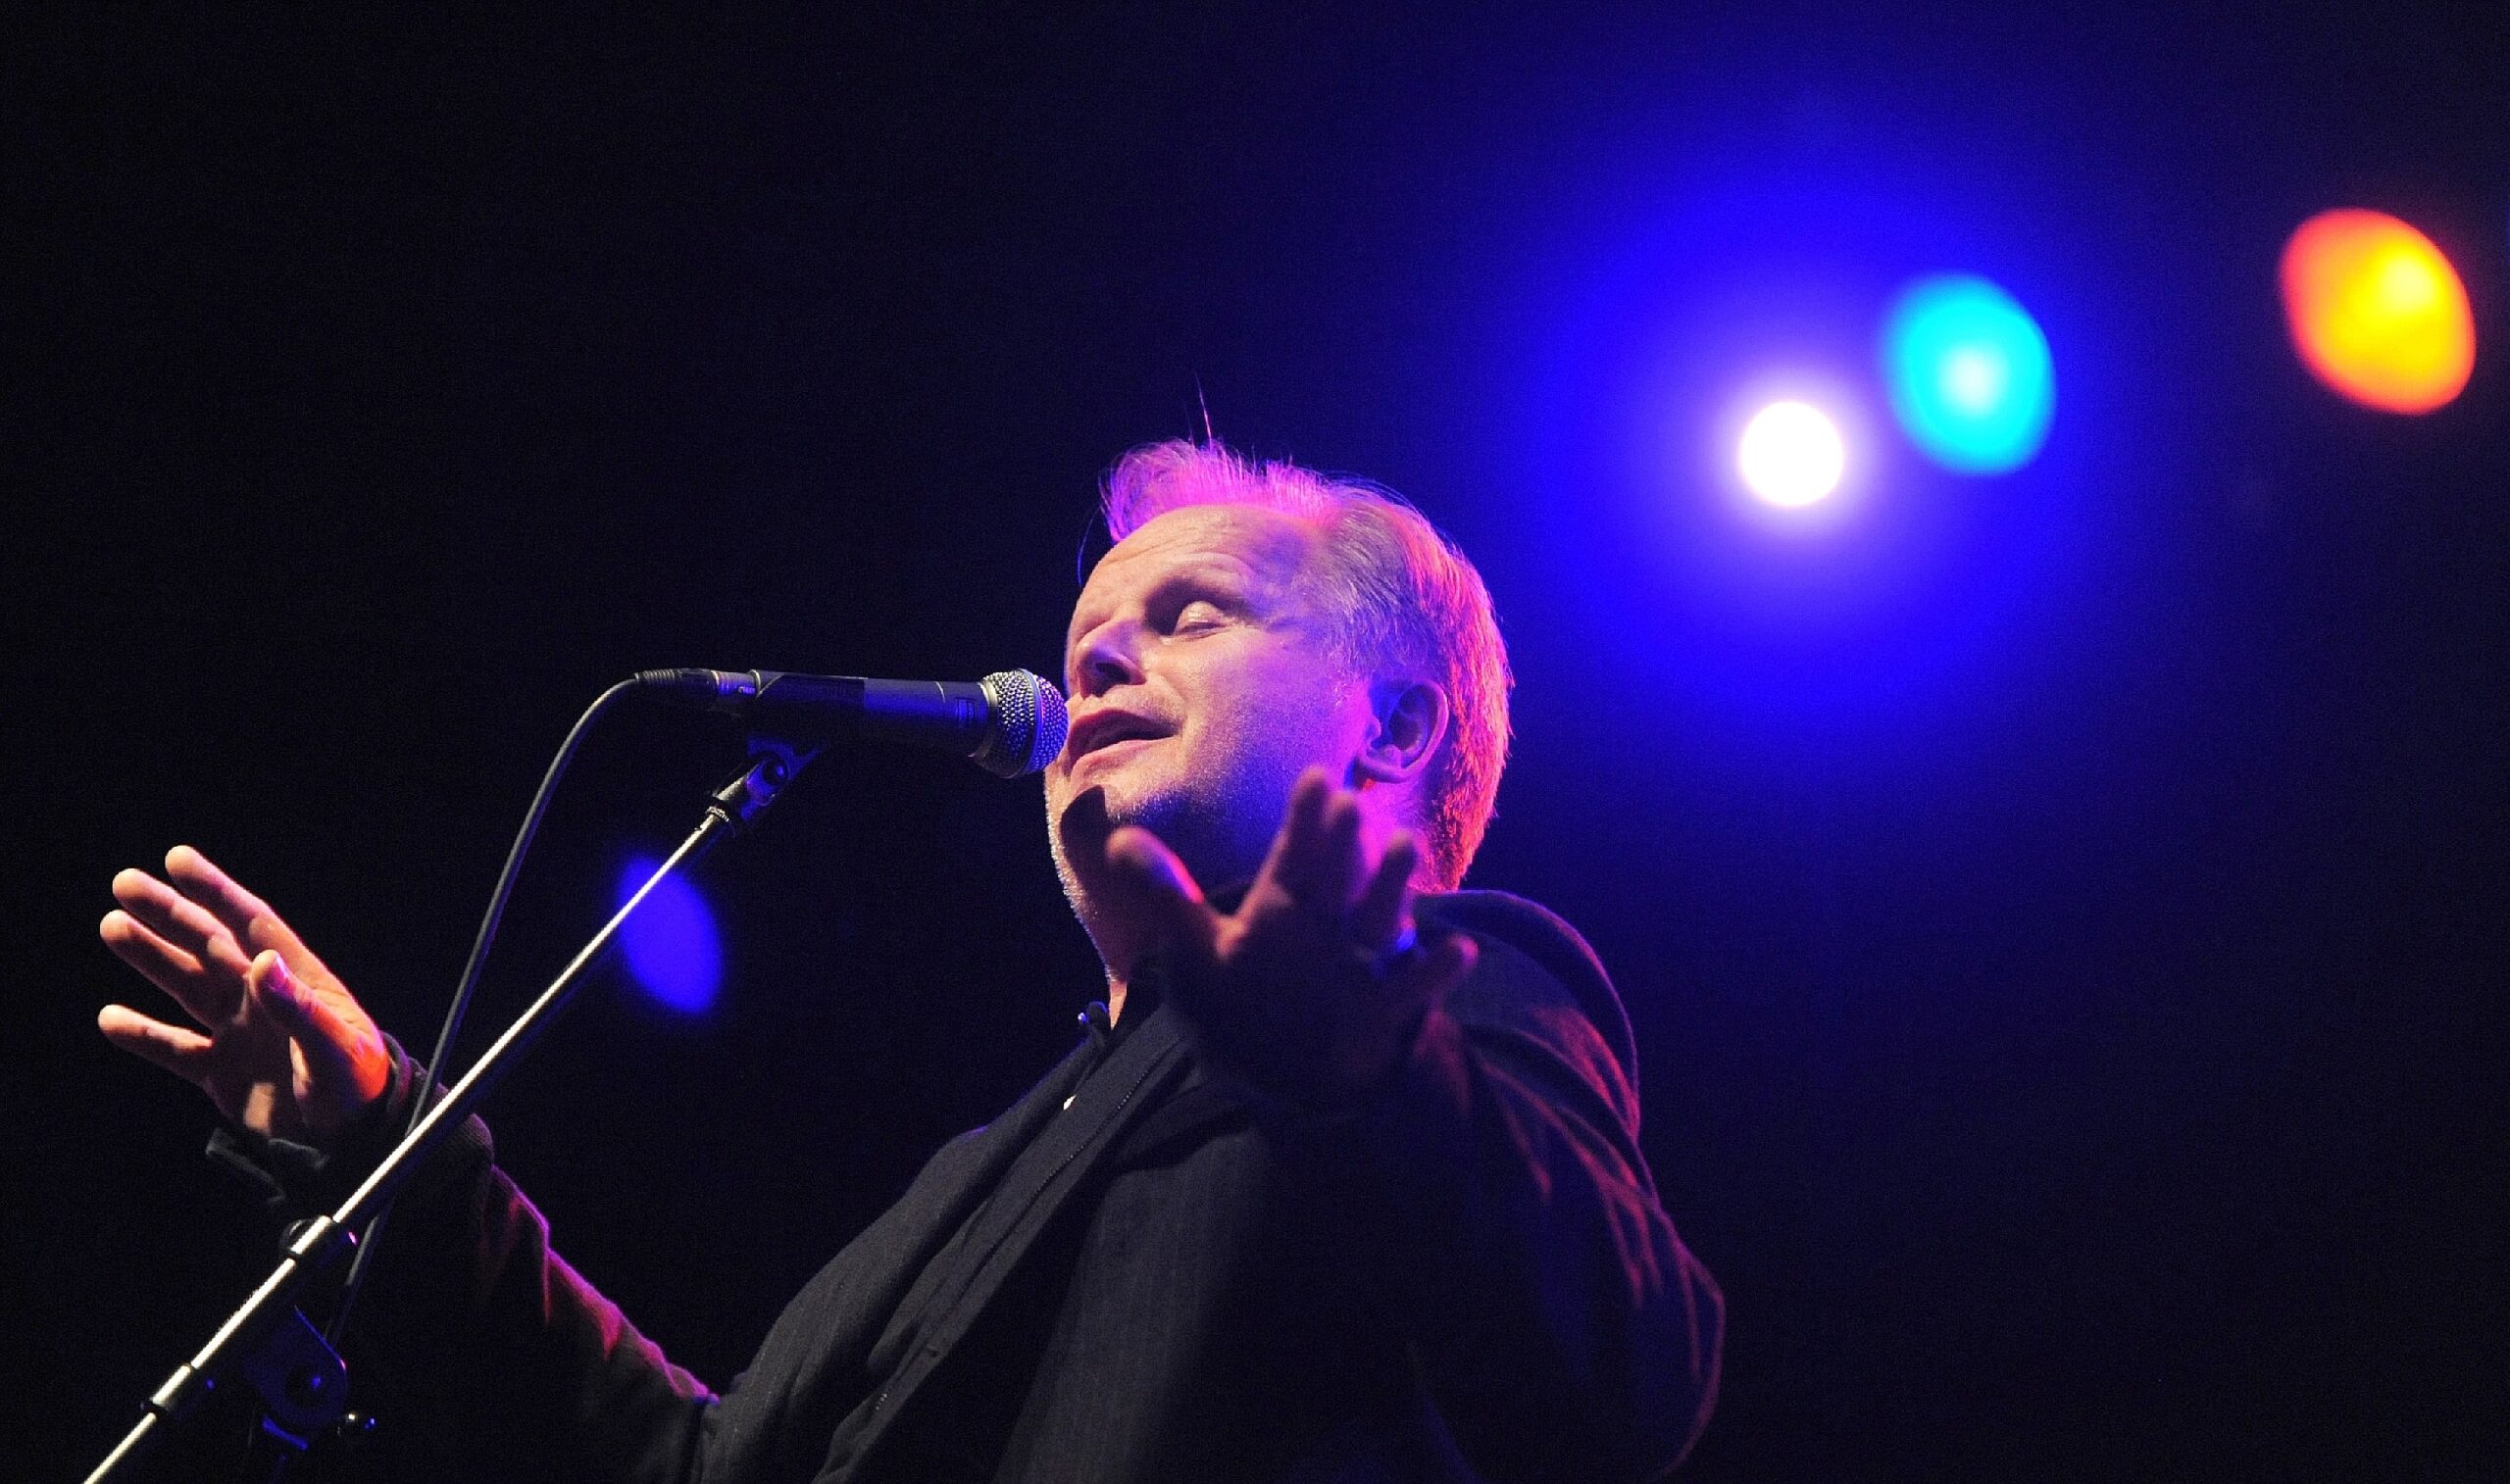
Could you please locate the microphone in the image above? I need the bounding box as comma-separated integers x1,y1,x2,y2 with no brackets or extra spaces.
636,668,1069,778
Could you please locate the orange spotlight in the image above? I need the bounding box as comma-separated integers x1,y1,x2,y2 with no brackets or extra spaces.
2281,210,2476,414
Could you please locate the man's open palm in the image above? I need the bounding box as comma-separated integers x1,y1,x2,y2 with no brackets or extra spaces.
1104,767,1478,1103
98,846,389,1148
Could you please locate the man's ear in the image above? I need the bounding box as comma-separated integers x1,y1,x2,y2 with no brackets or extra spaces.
1354,677,1449,787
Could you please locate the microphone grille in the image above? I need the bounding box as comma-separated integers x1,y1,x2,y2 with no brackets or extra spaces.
979,670,1069,778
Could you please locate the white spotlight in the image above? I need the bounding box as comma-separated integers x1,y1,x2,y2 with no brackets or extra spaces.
1736,400,1845,509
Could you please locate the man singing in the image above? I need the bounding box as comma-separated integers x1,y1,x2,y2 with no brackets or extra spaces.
98,440,1724,1481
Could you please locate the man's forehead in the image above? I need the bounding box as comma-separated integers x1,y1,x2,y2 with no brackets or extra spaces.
1072,504,1321,617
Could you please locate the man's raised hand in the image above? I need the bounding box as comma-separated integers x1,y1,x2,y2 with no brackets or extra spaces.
1103,767,1478,1105
98,847,390,1150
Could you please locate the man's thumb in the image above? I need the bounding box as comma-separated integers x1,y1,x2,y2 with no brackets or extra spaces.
250,951,373,1096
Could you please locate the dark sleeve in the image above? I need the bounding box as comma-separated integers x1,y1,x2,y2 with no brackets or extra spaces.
1278,892,1724,1482
213,1045,718,1484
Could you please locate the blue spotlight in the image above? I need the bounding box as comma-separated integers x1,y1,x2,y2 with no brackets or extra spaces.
1882,275,2054,473
614,856,723,1013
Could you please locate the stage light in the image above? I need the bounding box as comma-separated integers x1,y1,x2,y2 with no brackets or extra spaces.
1736,400,1845,508
1882,274,2054,473
2281,209,2474,414
615,857,723,1014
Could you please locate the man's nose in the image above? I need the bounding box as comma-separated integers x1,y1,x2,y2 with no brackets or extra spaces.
1072,620,1145,698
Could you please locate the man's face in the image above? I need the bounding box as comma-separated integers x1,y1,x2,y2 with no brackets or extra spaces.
1047,503,1379,915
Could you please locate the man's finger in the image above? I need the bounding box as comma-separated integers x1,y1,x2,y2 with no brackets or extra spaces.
99,909,235,1027
164,845,281,948
1104,824,1220,966
111,869,255,979
243,912,338,989
1349,831,1419,953
246,952,385,1110
1307,789,1367,912
1259,767,1339,904
1392,928,1479,1008
96,1004,217,1081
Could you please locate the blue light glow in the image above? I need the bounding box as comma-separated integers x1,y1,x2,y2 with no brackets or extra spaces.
1503,143,2110,762
614,856,723,1013
1882,275,2054,473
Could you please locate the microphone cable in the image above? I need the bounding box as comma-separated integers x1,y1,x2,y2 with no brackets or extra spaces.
319,677,640,1360
306,659,1055,1437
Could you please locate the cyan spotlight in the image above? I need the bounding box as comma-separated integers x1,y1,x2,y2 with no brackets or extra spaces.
1882,274,2054,474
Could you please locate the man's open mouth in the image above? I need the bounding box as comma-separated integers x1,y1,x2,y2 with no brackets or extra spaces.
1067,711,1171,761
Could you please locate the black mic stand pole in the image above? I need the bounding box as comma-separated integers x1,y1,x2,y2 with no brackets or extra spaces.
82,743,815,1484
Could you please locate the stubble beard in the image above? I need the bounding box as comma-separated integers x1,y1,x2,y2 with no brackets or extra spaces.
1047,762,1272,971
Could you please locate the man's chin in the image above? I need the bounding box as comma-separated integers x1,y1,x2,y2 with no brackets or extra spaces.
1048,782,1155,901
1060,776,1276,900
1051,765,1179,838
1050,777,1196,885
1053,784,1119,860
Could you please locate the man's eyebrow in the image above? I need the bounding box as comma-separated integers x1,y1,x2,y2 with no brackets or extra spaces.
1064,556,1272,653
1151,562,1256,597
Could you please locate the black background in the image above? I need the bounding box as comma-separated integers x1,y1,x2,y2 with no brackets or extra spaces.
8,5,2505,1480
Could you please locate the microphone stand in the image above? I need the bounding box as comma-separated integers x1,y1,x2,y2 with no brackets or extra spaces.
83,742,816,1484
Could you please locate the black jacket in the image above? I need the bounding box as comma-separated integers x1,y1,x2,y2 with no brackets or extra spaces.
264,890,1721,1482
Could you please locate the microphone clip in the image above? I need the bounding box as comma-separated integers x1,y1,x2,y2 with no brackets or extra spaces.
710,737,822,834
